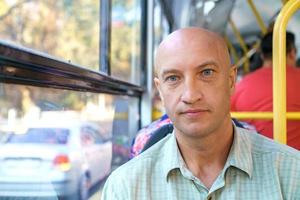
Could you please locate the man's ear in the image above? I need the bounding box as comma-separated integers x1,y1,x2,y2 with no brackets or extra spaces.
229,65,237,95
154,77,164,102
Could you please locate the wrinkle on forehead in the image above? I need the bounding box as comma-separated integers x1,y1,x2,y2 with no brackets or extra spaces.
155,27,231,75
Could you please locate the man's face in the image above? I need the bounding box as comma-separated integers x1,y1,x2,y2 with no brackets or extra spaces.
155,31,236,139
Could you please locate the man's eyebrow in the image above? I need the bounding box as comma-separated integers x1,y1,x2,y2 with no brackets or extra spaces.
195,61,219,69
160,69,181,78
160,61,219,77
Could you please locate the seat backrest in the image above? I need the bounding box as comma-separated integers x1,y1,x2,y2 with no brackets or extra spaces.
141,123,173,153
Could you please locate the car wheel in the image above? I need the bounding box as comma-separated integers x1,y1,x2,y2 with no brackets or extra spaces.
79,175,90,200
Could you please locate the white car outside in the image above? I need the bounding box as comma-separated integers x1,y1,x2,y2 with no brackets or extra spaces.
0,120,112,200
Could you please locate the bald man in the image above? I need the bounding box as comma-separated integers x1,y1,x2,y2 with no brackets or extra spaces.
102,27,300,200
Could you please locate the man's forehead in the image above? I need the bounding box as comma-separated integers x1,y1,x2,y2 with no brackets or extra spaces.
155,28,228,74
158,27,224,50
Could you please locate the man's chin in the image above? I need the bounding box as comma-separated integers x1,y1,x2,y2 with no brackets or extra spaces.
175,124,212,138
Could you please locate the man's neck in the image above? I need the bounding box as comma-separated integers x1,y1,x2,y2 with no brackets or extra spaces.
263,58,296,68
175,118,234,189
262,60,272,67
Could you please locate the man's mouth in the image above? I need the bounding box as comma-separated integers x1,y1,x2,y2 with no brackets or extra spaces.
180,109,209,116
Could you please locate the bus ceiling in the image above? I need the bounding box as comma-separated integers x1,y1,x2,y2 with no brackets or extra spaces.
161,0,299,46
160,0,235,34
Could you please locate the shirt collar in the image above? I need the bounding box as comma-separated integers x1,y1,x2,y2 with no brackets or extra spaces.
163,123,253,181
162,131,181,181
224,124,253,178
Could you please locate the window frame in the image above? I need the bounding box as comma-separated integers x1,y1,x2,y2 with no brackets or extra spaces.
0,42,143,97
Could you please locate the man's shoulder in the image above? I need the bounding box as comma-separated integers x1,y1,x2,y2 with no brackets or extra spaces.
102,134,174,199
237,127,300,160
237,127,300,197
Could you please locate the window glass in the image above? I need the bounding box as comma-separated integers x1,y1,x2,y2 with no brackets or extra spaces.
152,0,170,120
0,83,139,198
0,0,100,71
110,0,142,84
154,1,170,49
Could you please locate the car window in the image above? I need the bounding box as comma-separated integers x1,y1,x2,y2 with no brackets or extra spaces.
6,128,69,144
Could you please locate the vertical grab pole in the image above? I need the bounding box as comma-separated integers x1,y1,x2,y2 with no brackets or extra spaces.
272,0,300,144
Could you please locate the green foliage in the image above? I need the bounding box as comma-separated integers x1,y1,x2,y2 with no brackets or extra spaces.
0,0,99,70
0,0,100,113
0,0,141,114
110,0,141,82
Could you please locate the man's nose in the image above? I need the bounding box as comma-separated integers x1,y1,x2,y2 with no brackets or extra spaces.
180,79,203,104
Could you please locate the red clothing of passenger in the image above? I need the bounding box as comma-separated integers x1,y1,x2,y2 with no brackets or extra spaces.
231,66,300,150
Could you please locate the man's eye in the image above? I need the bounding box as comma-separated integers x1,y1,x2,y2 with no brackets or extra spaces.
201,69,214,77
165,75,179,82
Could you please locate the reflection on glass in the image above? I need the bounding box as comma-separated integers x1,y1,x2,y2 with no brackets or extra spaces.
111,0,141,84
0,83,139,198
6,128,69,144
0,0,100,71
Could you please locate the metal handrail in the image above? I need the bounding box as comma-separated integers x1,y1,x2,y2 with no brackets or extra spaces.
282,0,289,5
224,35,239,64
272,0,300,144
231,112,300,120
229,19,250,74
247,0,267,35
227,0,266,73
235,42,260,68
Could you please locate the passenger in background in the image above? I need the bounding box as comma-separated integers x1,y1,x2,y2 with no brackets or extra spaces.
231,31,300,150
249,51,263,72
102,27,300,200
296,57,300,68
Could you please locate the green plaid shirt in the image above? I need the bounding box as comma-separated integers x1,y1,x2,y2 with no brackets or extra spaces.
102,125,300,200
